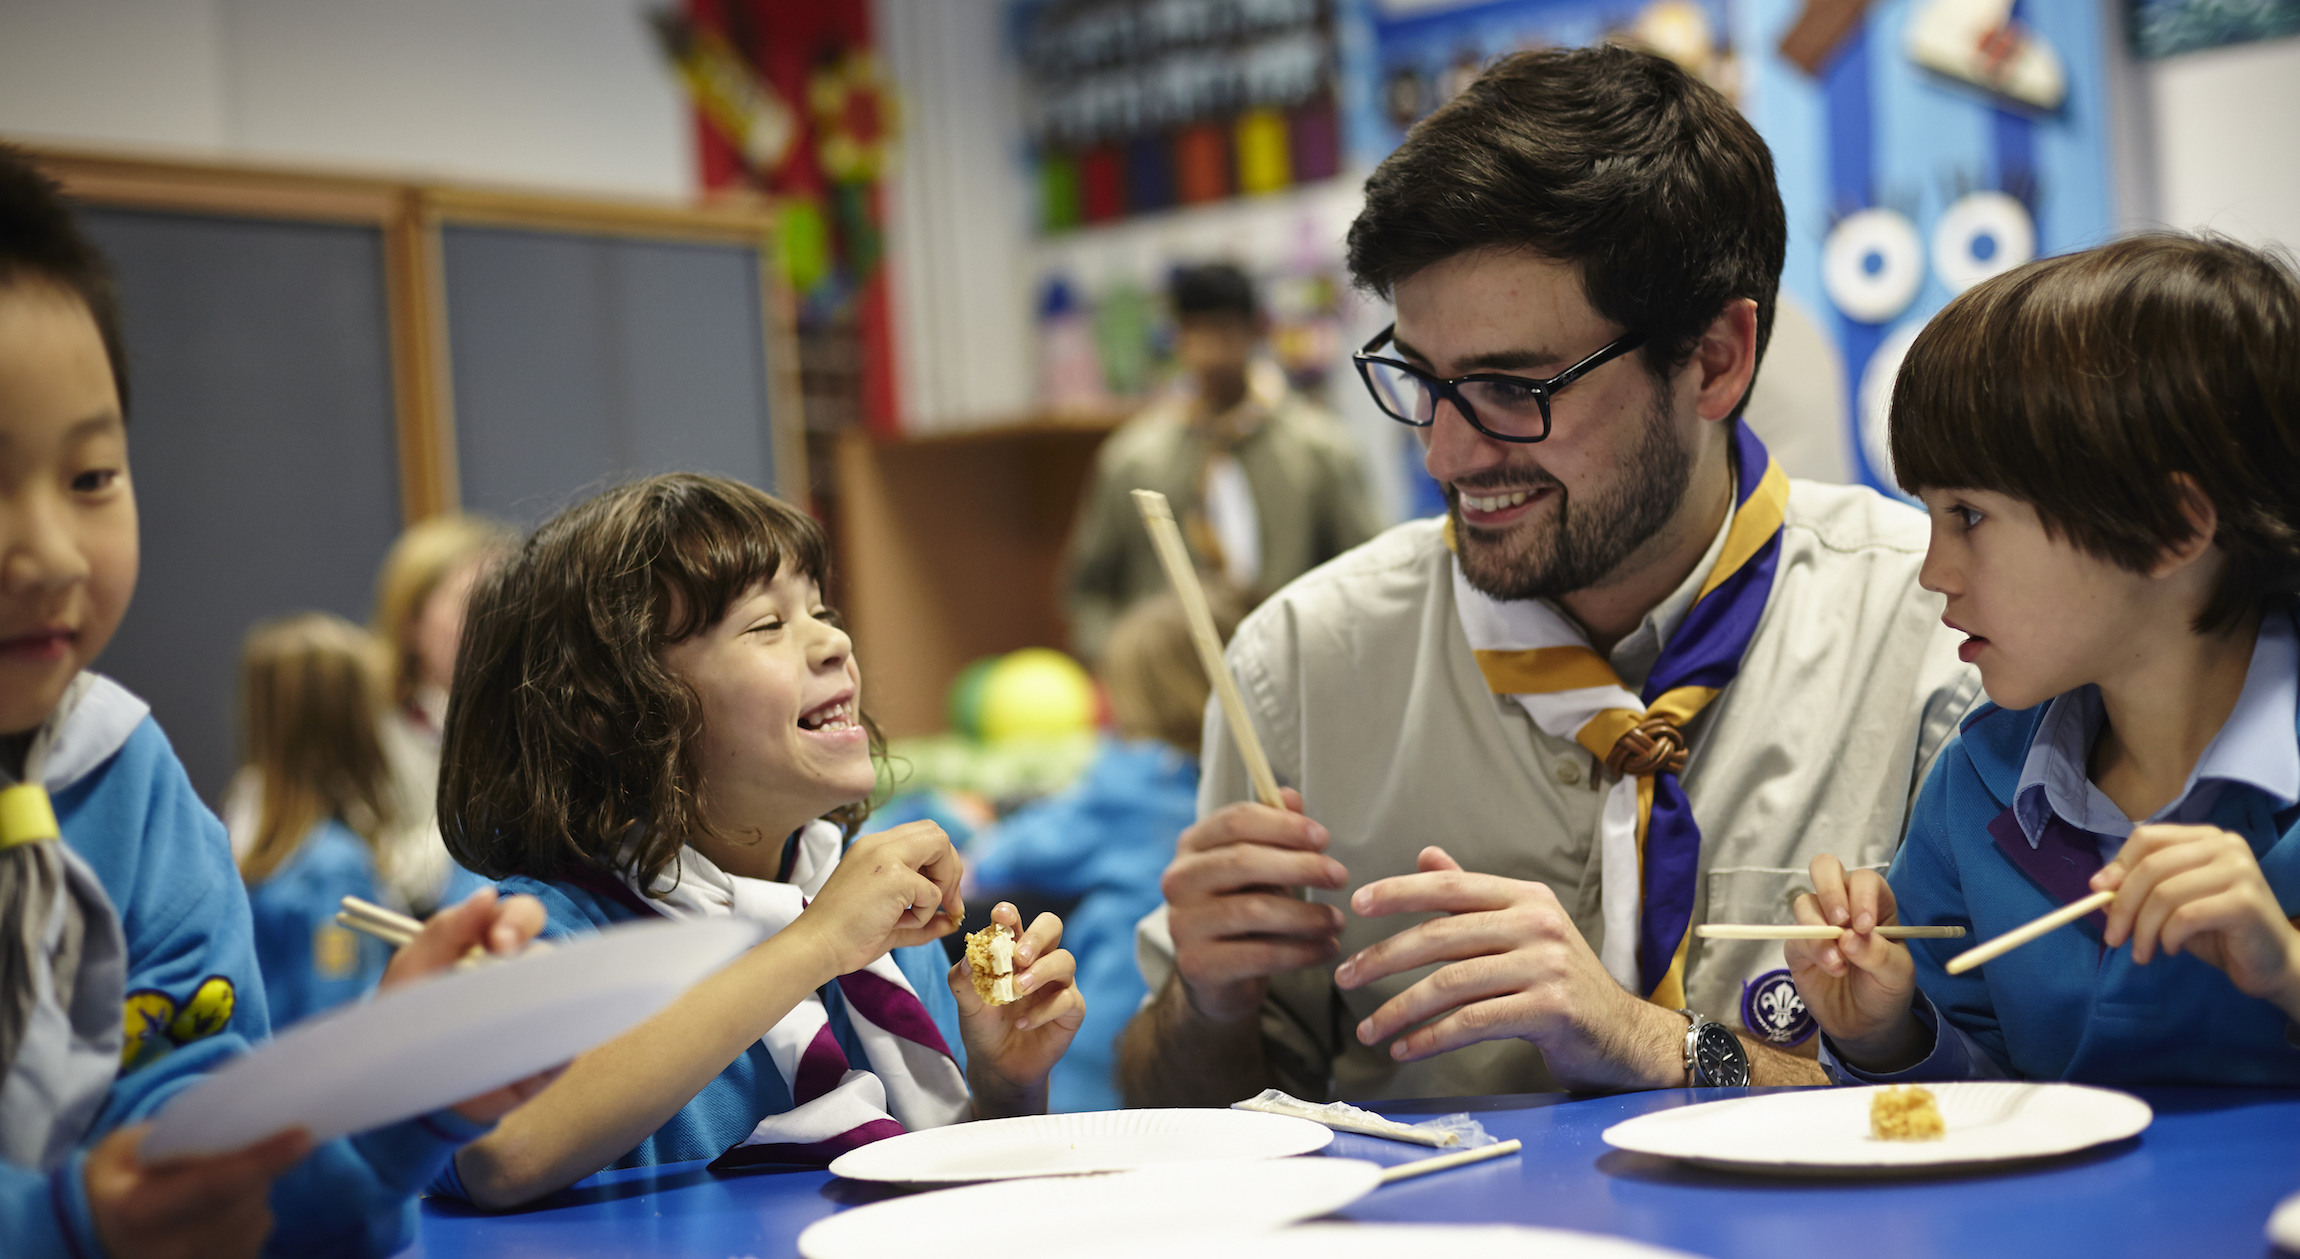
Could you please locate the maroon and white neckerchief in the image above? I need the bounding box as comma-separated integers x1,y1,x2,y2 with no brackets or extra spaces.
629,822,970,1168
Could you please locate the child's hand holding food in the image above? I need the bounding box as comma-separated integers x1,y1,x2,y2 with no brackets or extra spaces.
1784,854,1928,1072
951,902,1084,1119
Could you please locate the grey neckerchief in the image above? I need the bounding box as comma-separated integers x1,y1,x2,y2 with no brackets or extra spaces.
0,674,147,1171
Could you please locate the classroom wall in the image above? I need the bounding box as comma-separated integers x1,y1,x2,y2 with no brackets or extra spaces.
0,0,691,197
2140,35,2300,249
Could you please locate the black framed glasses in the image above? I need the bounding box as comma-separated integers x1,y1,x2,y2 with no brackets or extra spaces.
1353,323,1649,443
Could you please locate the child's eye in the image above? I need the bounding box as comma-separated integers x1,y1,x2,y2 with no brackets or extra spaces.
747,618,785,634
1953,505,1984,530
70,468,120,494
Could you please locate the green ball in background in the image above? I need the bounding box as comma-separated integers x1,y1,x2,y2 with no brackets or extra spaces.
948,656,998,740
978,647,1097,743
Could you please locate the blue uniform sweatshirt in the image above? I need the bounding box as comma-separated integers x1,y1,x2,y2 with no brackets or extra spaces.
1876,698,2300,1084
246,819,390,1030
1,716,481,1258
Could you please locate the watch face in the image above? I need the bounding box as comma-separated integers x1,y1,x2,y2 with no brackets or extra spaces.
1694,1023,1751,1087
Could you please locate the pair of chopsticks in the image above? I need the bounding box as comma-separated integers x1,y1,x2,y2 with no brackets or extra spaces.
337,895,422,947
1701,889,2117,975
336,895,513,969
1133,490,1284,808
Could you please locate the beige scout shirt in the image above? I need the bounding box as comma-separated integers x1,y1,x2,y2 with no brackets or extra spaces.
1064,374,1382,661
1137,478,1982,1101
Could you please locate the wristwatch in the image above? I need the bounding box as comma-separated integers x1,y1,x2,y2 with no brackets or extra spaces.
1679,1008,1752,1087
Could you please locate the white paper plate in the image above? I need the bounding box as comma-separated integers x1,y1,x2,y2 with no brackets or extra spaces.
800,1157,1381,1259
142,916,764,1160
1601,1082,2152,1175
825,1107,1334,1183
1075,1223,1708,1259
2266,1187,2300,1251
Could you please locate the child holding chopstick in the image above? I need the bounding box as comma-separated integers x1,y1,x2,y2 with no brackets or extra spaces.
0,146,550,1259
1787,234,2300,1086
433,474,1085,1208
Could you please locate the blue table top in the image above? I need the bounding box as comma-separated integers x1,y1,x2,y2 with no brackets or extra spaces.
407,1087,2300,1258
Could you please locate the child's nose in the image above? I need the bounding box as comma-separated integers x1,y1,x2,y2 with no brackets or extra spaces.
0,497,91,594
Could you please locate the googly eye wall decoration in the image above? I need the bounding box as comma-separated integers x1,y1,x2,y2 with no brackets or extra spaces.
1858,322,1923,497
1932,191,2036,294
1821,207,1924,325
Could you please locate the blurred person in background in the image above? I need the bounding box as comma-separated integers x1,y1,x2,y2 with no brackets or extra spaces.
225,515,508,915
966,591,1240,1112
236,613,396,1028
1064,262,1381,661
368,514,512,911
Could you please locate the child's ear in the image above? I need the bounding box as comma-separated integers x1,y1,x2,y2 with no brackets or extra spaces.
2148,472,2220,579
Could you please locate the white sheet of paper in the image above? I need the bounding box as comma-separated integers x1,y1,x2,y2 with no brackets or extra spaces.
141,916,763,1160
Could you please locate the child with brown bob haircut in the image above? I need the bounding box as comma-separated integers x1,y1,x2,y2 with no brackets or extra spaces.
434,473,1084,1207
1786,233,2300,1085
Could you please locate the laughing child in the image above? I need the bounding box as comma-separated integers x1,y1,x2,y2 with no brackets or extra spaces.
1787,234,2300,1085
0,146,550,1258
434,474,1086,1208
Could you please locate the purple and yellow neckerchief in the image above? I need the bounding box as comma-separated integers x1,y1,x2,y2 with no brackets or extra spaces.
1449,423,1788,1005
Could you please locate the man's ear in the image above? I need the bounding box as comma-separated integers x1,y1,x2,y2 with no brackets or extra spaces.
1692,298,1761,424
2149,472,2220,579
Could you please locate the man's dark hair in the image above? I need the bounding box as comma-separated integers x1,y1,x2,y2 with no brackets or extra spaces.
1169,262,1259,323
1347,46,1785,418
1891,233,2300,635
0,146,128,410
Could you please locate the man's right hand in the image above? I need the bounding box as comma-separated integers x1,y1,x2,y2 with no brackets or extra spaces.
1161,788,1349,1023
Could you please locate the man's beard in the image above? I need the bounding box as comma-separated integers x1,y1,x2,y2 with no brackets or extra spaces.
1450,389,1695,602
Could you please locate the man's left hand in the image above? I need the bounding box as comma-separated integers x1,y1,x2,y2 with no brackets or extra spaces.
1335,845,1683,1091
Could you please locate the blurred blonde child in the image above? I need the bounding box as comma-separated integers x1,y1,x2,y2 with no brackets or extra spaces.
968,592,1239,1111
236,614,398,1028
370,515,510,912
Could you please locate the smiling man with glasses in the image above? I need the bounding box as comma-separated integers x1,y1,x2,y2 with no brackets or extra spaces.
1120,46,1980,1106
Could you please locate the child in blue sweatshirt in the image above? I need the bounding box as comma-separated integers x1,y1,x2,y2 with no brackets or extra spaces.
0,145,550,1258
433,474,1085,1208
1787,234,2300,1085
237,614,400,1028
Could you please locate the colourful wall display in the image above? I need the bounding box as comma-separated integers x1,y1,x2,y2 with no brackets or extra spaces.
1017,0,1345,229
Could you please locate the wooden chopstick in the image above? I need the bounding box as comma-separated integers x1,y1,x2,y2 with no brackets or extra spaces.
1945,889,2115,975
1132,489,1284,808
1377,1139,1522,1184
1695,924,1967,940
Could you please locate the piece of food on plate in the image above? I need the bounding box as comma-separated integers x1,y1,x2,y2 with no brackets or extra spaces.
1869,1085,1945,1141
965,923,1018,1005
